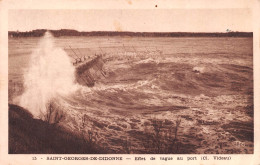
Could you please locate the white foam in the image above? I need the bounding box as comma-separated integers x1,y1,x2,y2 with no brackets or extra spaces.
19,32,78,119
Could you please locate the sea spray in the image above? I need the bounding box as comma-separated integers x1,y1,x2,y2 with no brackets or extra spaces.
19,32,78,119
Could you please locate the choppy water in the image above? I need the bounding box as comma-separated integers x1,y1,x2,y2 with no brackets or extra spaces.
9,36,253,154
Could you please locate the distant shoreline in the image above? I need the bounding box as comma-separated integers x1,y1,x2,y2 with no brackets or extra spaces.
8,29,253,38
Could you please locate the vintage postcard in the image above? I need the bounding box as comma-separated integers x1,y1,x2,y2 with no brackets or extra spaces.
0,0,259,164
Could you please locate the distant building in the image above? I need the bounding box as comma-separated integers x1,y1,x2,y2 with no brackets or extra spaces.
226,29,232,32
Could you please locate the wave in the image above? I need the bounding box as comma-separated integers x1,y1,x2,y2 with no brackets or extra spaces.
19,32,79,119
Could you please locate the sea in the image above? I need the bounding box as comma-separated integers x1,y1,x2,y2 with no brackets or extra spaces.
8,34,253,154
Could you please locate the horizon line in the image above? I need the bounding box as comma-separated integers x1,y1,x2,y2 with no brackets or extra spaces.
8,29,253,33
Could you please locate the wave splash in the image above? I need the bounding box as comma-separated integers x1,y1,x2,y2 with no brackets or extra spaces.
19,32,78,119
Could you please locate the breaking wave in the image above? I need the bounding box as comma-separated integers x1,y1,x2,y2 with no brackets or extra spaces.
19,32,79,118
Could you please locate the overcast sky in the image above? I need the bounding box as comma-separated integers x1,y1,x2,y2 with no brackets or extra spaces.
8,9,252,32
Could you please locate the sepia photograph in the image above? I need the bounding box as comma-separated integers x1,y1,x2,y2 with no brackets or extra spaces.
7,9,254,154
